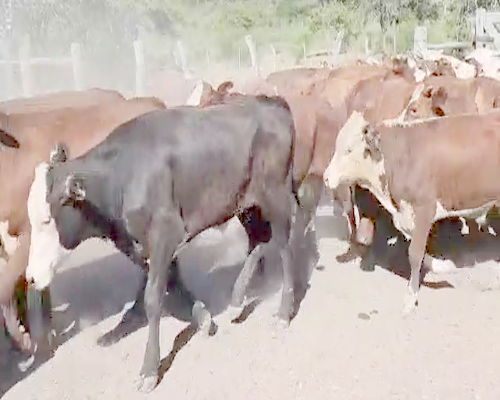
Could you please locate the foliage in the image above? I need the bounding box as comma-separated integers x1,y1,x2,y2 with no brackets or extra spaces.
0,0,493,73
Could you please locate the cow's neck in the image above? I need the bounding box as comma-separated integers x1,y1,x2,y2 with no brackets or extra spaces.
358,133,417,239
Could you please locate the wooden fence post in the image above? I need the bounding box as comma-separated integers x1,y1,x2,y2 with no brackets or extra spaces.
133,40,145,97
71,42,83,91
19,34,33,97
414,26,428,55
270,44,277,71
1,40,14,100
330,30,344,66
476,8,486,49
205,48,211,71
393,21,397,53
176,40,188,73
244,34,259,75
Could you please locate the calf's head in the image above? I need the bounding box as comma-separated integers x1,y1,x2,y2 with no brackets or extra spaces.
26,145,89,290
405,86,447,120
323,111,385,193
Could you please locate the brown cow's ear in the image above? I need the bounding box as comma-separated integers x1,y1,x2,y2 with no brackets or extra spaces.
0,129,20,149
61,174,86,204
216,81,234,94
50,144,68,165
433,106,445,117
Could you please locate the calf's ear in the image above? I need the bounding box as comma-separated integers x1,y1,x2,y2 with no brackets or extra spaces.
61,174,86,205
432,106,445,117
50,143,68,165
216,81,234,94
0,129,20,149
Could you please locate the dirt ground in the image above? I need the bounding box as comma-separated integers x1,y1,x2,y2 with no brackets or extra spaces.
2,199,500,400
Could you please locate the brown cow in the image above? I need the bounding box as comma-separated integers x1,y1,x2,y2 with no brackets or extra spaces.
265,67,332,96
324,109,500,314
0,96,165,358
0,88,125,115
406,76,500,120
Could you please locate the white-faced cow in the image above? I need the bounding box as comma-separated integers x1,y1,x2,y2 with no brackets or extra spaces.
25,95,298,393
324,109,500,314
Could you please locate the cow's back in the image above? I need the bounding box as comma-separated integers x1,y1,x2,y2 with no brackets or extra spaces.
266,67,331,95
381,111,500,200
70,98,294,234
0,97,165,232
0,88,125,115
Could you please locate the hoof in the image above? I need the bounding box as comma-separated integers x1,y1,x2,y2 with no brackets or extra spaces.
271,314,290,331
227,305,245,322
336,249,359,263
136,374,159,393
192,301,214,336
17,353,36,373
360,259,375,272
401,299,417,317
96,333,118,347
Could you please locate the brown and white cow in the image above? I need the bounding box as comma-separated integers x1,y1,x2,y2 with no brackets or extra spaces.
324,109,500,314
0,96,165,359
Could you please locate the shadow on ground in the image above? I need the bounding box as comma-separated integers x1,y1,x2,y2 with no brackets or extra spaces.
324,187,500,290
0,212,321,396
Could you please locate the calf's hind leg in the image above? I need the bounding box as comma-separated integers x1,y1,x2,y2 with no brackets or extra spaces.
291,174,323,302
231,185,295,324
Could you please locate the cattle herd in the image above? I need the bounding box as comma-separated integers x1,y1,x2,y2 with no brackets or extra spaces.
2,46,500,393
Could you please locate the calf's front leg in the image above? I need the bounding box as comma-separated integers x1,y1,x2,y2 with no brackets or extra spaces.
403,204,434,316
137,211,184,393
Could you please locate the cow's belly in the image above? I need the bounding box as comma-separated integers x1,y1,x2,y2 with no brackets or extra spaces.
387,200,498,241
434,200,498,222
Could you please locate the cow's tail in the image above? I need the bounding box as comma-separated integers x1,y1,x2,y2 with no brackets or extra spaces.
286,107,301,208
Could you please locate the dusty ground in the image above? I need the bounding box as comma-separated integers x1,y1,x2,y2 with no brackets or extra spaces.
3,199,500,400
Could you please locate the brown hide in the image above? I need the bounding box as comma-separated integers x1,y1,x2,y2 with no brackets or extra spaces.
347,74,418,123
0,88,125,115
377,113,500,210
265,67,332,96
